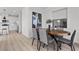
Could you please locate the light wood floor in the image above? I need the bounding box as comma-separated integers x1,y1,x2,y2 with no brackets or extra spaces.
0,32,79,51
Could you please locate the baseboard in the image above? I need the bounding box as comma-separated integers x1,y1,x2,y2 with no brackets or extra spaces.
22,33,32,40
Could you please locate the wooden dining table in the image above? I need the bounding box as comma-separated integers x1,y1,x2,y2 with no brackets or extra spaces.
48,29,70,36
48,29,70,50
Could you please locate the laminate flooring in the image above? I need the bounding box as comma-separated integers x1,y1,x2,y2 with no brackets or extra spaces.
0,32,79,51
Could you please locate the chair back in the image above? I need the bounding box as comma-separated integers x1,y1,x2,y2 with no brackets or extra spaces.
32,28,38,40
71,30,76,44
39,28,48,45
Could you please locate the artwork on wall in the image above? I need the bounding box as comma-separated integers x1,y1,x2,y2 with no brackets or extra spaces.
32,12,42,28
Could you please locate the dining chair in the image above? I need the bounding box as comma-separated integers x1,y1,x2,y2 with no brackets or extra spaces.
32,28,38,45
58,30,76,51
32,28,39,50
39,28,55,51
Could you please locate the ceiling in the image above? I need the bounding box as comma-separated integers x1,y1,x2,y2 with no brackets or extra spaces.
0,7,23,17
0,7,65,17
46,7,65,11
31,7,65,11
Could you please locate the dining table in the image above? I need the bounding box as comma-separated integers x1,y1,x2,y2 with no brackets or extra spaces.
48,29,70,50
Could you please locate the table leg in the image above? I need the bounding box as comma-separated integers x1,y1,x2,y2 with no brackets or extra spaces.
50,35,59,51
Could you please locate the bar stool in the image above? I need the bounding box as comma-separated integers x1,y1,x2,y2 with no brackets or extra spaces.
2,24,9,35
2,28,7,35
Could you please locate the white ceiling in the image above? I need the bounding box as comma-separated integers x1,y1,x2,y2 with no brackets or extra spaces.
31,7,65,11
0,7,65,17
0,7,23,17
44,7,65,11
0,7,65,16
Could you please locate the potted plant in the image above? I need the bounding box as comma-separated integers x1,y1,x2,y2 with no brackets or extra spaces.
46,19,52,31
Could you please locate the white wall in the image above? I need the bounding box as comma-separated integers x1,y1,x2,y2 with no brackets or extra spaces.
46,7,65,19
18,10,22,33
67,7,79,43
52,8,67,19
22,7,32,38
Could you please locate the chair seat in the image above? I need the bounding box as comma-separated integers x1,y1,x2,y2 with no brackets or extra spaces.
56,30,76,51
58,38,71,45
48,35,54,43
2,28,7,30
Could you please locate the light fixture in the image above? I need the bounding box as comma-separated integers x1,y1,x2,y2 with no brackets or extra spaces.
3,16,6,19
57,20,60,23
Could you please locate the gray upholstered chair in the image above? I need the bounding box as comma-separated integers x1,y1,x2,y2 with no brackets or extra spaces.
39,28,55,51
32,28,38,45
32,28,40,50
58,30,76,51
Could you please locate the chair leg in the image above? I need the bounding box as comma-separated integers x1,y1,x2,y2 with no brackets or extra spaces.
53,36,59,51
37,40,40,50
71,46,73,51
59,42,62,50
57,41,62,50
32,38,35,45
73,45,75,51
53,42,55,51
56,42,60,51
47,45,49,51
38,42,41,51
57,45,59,51
70,45,75,51
43,44,45,48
